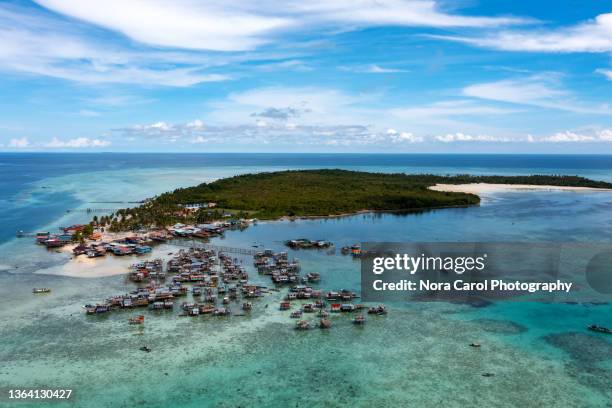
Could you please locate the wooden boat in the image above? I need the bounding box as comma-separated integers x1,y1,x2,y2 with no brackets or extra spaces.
32,288,51,294
214,307,230,316
242,302,252,311
302,304,315,313
290,310,303,318
128,315,145,325
319,318,332,329
367,304,387,315
200,304,215,314
588,324,612,334
280,301,291,311
353,315,366,325
340,303,356,312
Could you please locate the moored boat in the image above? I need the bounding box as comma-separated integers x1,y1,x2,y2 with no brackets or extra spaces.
353,314,366,325
32,288,51,294
128,315,145,324
295,320,310,330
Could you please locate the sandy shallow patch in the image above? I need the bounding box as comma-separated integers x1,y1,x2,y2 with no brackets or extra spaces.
429,183,612,194
35,244,176,278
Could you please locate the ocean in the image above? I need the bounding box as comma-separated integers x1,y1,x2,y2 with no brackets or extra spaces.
0,153,611,407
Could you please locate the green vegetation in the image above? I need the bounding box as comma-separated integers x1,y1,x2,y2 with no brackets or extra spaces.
95,169,612,231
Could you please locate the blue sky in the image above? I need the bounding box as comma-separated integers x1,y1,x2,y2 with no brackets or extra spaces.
1,0,612,153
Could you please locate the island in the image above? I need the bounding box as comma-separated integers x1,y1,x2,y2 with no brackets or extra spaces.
92,169,612,231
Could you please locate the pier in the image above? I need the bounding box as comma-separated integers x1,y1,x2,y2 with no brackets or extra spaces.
171,240,260,256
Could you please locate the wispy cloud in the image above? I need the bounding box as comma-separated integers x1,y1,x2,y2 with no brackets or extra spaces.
430,13,612,53
462,75,612,114
339,64,408,74
34,0,529,52
0,5,230,86
596,69,612,81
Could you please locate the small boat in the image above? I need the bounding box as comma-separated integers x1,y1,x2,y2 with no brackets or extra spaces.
32,288,51,294
302,304,315,313
214,307,230,316
353,315,365,325
587,324,612,334
469,343,481,348
481,372,495,377
295,320,310,330
319,318,332,329
290,310,303,318
367,304,387,315
242,302,252,311
139,346,152,353
280,301,291,311
129,315,145,325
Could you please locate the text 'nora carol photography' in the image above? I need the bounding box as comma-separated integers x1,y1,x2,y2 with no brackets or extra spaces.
360,242,612,303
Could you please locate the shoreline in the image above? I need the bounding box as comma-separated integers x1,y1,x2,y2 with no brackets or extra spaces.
429,183,612,194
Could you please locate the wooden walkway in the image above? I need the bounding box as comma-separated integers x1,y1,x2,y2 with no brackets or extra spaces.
171,239,260,256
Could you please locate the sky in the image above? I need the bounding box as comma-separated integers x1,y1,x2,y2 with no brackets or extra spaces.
1,0,612,153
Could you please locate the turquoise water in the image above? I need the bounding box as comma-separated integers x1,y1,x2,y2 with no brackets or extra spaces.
1,154,611,407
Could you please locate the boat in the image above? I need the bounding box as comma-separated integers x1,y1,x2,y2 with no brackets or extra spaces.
242,302,252,311
290,310,303,318
32,288,51,294
587,324,612,334
128,315,145,325
367,304,387,315
139,346,152,353
319,318,332,329
200,305,215,314
214,307,230,316
469,343,481,348
295,320,310,330
280,301,291,311
302,304,315,313
353,315,366,325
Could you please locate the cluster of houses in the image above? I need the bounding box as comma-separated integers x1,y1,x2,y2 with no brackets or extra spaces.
85,247,266,318
35,224,101,248
73,235,153,257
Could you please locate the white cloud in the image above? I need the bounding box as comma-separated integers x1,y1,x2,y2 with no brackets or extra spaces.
431,13,612,53
0,6,230,86
463,75,612,114
34,0,528,52
45,137,111,148
541,129,612,143
435,133,515,143
596,69,612,80
9,137,29,148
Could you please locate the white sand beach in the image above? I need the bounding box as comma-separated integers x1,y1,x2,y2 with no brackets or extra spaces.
35,244,176,278
430,183,612,194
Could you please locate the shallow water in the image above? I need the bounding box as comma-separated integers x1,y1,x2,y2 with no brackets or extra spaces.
1,154,612,407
